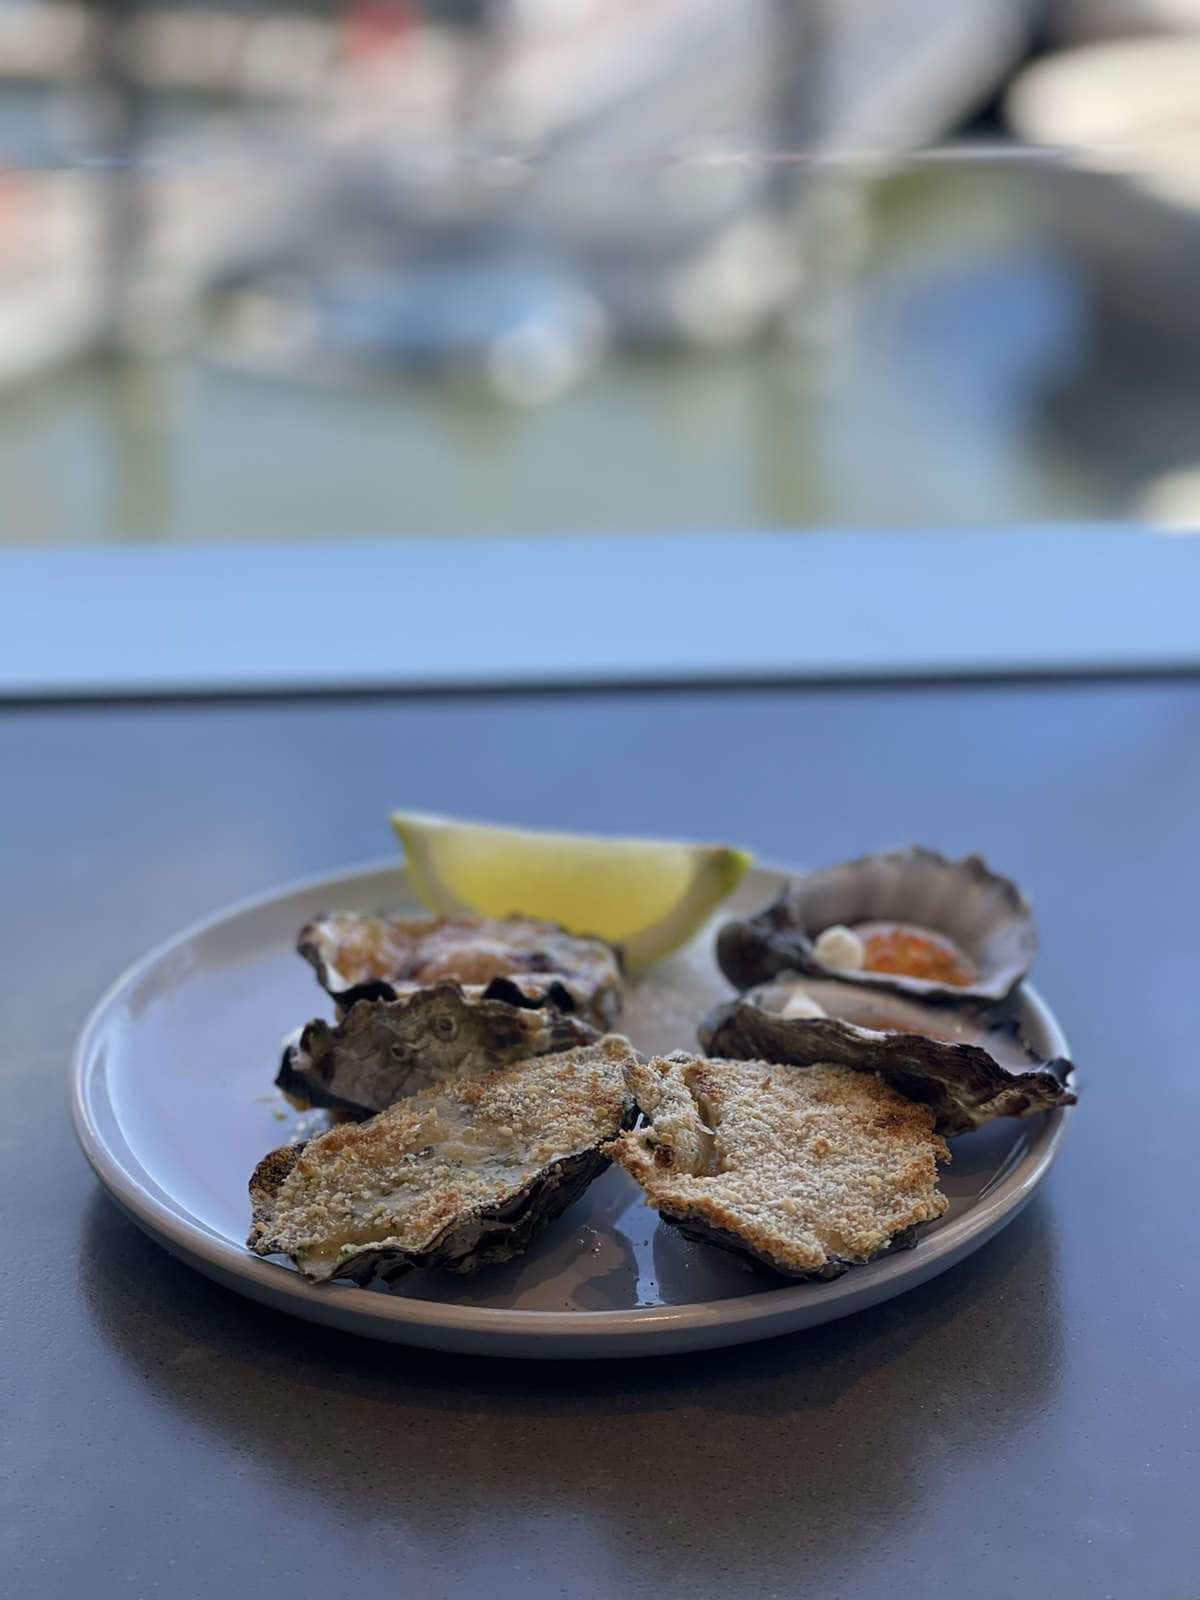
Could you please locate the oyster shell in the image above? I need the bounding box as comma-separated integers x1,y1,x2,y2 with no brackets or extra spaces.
700,978,1075,1135
298,910,622,1027
717,847,1035,1008
275,980,600,1118
249,1036,638,1284
608,1051,949,1279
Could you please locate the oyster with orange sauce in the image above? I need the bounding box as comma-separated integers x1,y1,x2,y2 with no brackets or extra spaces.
717,847,1036,1009
298,910,623,1027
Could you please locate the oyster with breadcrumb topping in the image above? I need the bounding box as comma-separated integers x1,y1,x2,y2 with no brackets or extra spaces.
608,1051,949,1279
249,1036,638,1284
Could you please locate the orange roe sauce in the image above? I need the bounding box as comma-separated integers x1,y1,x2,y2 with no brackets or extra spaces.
861,926,975,987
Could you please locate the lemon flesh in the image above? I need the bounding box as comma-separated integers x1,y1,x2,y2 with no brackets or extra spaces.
389,811,752,972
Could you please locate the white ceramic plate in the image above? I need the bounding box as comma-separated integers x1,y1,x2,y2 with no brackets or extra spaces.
72,860,1073,1359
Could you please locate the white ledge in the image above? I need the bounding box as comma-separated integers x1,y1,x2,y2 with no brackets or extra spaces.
2,526,1196,697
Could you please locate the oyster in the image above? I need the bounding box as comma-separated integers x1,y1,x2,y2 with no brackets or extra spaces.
275,980,600,1118
609,1052,949,1279
717,847,1035,1008
700,978,1075,1136
298,910,622,1027
249,1036,638,1284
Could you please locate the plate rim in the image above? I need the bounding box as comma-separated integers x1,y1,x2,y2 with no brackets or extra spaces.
71,855,1074,1347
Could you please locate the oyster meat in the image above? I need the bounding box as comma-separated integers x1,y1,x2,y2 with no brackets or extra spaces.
717,846,1036,1008
249,1036,638,1284
609,1051,949,1279
298,910,622,1027
700,978,1075,1136
276,980,601,1118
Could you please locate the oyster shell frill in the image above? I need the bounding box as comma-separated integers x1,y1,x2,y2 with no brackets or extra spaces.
298,910,622,1027
249,1036,638,1284
717,847,1035,1008
608,1052,949,1280
276,981,601,1118
700,979,1075,1136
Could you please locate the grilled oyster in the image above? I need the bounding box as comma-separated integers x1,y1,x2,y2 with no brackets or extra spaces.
249,1036,638,1284
298,910,622,1027
700,978,1075,1136
609,1051,949,1279
717,847,1035,1008
276,981,601,1118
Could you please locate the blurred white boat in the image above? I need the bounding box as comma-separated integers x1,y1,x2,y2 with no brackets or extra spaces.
1006,36,1200,347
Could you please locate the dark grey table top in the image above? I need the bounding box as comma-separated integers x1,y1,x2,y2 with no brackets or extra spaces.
5,680,1197,1599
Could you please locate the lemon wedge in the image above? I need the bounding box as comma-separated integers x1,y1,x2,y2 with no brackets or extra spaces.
389,811,752,971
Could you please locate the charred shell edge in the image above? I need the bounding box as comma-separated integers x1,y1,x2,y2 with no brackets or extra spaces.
247,1100,637,1285
662,1211,929,1280
481,975,578,1013
698,996,1076,1137
716,847,1036,1008
275,1036,359,1118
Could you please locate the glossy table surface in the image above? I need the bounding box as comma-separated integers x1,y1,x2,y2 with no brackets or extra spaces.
5,679,1197,1598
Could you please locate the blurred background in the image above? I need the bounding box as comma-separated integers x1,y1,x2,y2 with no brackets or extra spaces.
3,0,1200,548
